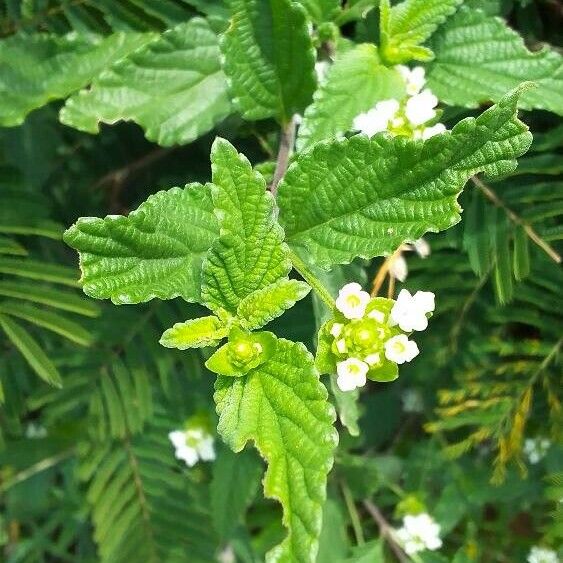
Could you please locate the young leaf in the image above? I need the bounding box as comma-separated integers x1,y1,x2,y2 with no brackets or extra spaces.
221,0,316,122
60,19,232,146
379,0,463,64
0,313,62,387
279,86,533,269
159,316,228,349
202,139,290,314
0,32,155,127
64,184,219,305
237,279,311,330
296,0,340,23
297,44,405,150
215,338,337,563
427,7,563,115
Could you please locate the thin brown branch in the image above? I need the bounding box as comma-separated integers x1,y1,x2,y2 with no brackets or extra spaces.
363,500,409,562
270,117,297,197
472,176,561,263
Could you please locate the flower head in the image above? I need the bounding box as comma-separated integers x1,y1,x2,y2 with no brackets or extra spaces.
384,334,419,364
336,358,369,391
395,513,442,555
397,65,426,96
524,437,551,464
405,90,439,126
169,425,215,467
390,289,435,332
335,282,371,320
353,100,400,137
527,546,559,563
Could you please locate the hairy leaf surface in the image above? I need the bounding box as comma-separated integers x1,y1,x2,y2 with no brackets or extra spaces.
215,338,337,563
159,316,228,349
280,87,533,268
427,7,563,115
297,45,405,150
202,139,290,314
379,0,463,64
61,19,231,146
0,32,154,127
221,0,316,122
64,184,219,304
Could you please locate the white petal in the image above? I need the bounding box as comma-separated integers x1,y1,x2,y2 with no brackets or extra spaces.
368,309,385,323
422,123,446,140
353,109,390,137
197,437,216,461
330,323,343,338
168,430,187,449
405,90,438,126
335,338,347,353
335,283,371,319
337,373,358,392
389,254,408,282
413,291,435,314
413,238,430,257
176,445,199,467
365,353,381,366
384,334,419,364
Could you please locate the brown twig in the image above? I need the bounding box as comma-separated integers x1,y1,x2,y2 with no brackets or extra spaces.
363,500,409,562
270,117,297,197
472,176,561,263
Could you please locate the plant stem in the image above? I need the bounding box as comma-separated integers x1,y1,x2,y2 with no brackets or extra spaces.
340,480,365,546
472,176,561,263
271,117,297,197
287,248,335,309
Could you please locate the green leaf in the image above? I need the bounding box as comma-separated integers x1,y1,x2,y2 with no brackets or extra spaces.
215,338,337,563
316,499,349,563
0,31,155,127
202,139,290,314
237,279,311,330
330,375,360,437
379,0,463,64
221,0,316,122
0,257,78,286
0,237,27,256
279,86,533,269
296,0,340,23
60,19,232,146
0,301,94,346
159,316,228,349
0,313,62,387
297,44,405,150
211,447,263,539
344,540,385,563
64,184,219,305
427,7,563,115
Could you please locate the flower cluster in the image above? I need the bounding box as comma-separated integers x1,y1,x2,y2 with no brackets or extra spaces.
353,65,446,140
527,546,560,563
395,513,443,555
318,283,435,392
524,437,551,464
168,417,215,467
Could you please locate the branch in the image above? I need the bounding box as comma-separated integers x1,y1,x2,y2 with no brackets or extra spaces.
472,176,561,263
362,500,409,563
270,116,297,197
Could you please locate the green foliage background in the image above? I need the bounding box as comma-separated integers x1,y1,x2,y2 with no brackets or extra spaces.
0,0,561,562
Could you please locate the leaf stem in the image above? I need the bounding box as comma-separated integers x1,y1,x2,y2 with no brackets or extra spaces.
270,116,297,197
287,248,335,309
340,480,365,546
472,176,561,263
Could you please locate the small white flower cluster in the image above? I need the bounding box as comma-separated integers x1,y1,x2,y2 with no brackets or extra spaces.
168,425,215,467
524,437,551,464
527,546,560,563
353,65,446,140
389,239,431,283
25,422,47,439
333,284,435,392
402,388,424,413
395,513,443,555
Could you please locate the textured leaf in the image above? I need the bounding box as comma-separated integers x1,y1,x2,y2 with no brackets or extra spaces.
296,0,340,23
221,0,316,122
202,139,290,314
0,313,62,387
297,44,405,151
61,19,232,146
64,184,219,304
237,279,311,330
211,447,262,539
215,338,337,563
279,86,533,269
427,7,563,115
379,0,463,64
159,316,228,349
0,31,154,127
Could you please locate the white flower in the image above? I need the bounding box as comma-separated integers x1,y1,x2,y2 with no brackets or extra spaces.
421,123,446,140
335,338,347,354
405,90,438,126
527,546,559,563
368,309,385,323
168,428,215,467
330,323,343,338
389,288,435,332
402,388,424,413
389,254,408,282
25,423,47,439
397,65,426,96
315,61,330,83
395,513,442,555
524,437,551,465
384,334,419,364
412,238,430,258
365,352,381,366
353,99,400,137
335,282,371,320
336,358,369,392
